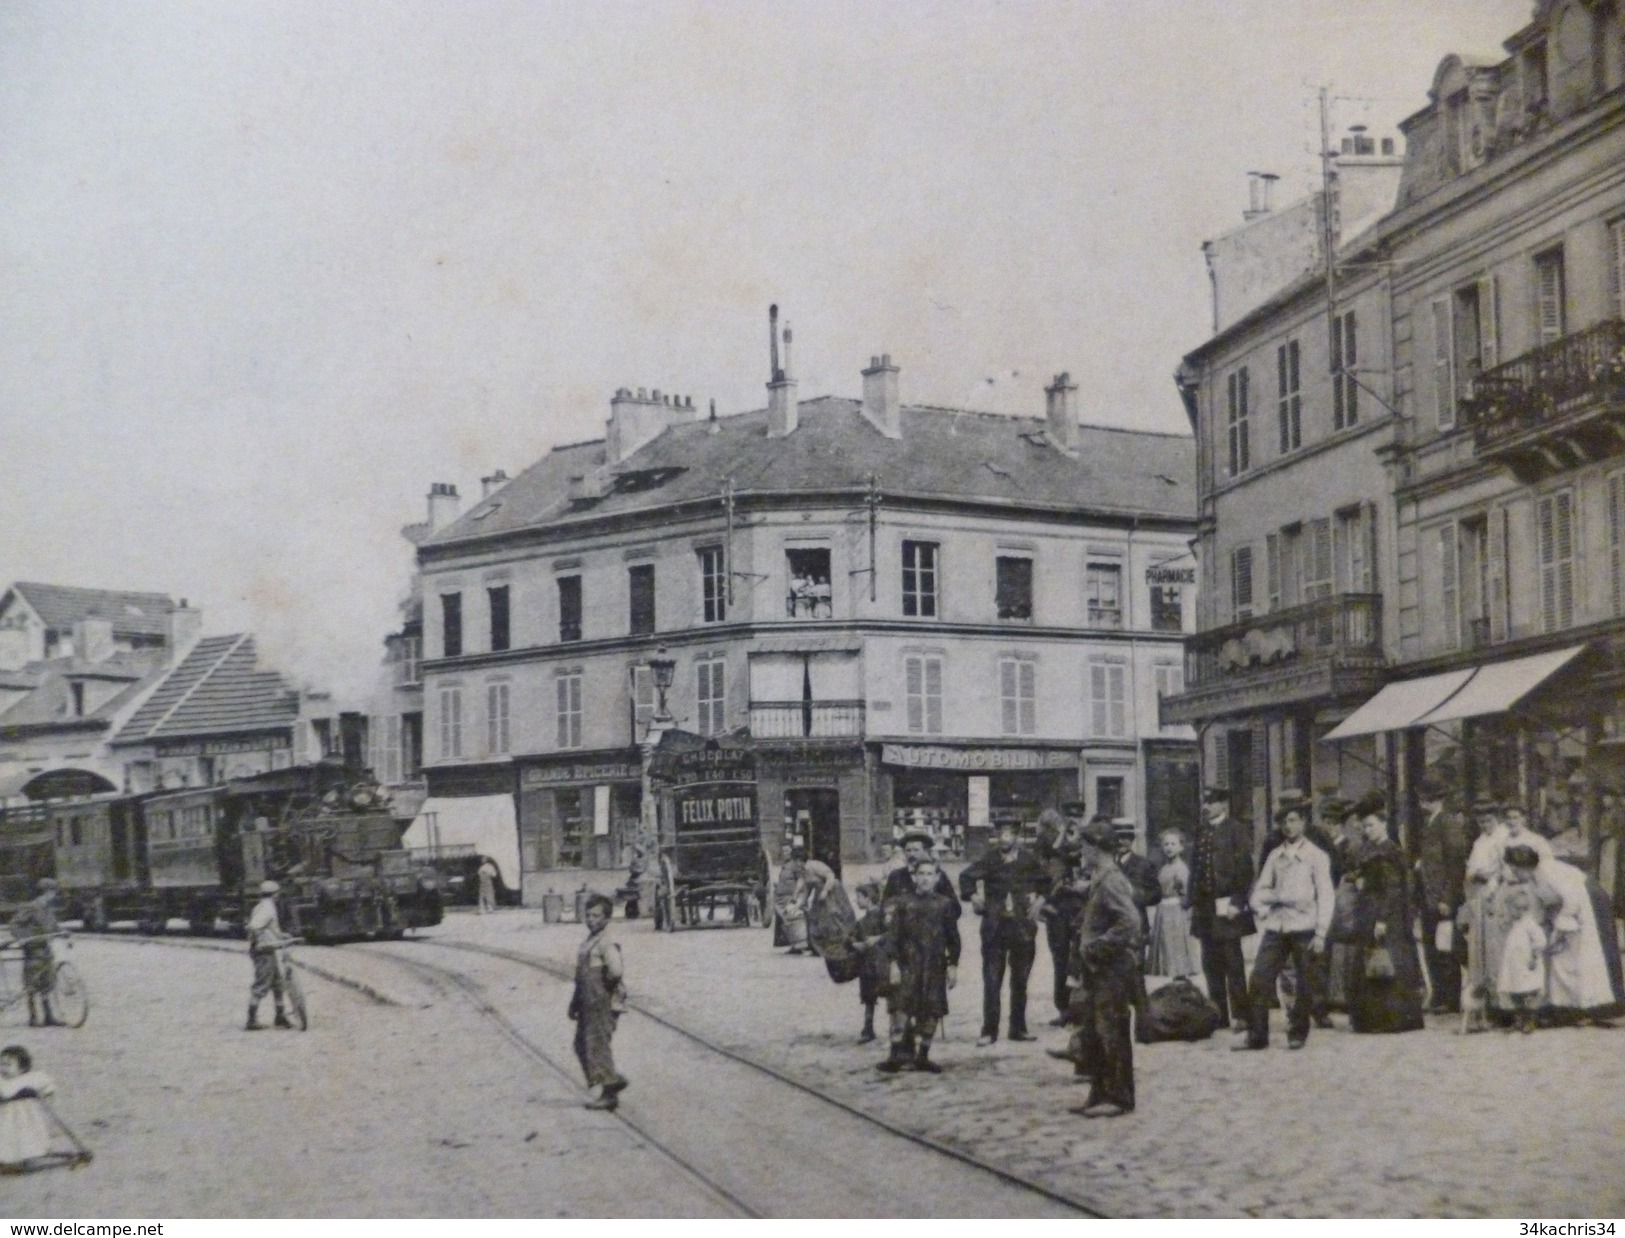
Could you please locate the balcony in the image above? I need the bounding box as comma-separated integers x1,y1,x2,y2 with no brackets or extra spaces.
1161,593,1386,725
749,699,865,739
1461,319,1625,483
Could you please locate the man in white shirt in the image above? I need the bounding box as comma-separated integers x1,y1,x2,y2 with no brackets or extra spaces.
246,880,292,1031
1235,803,1333,1051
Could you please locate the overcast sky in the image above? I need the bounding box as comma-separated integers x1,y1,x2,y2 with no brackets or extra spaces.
0,0,1531,698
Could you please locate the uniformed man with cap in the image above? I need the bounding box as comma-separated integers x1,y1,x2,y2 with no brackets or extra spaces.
957,820,1049,1045
245,879,293,1031
1414,777,1469,1013
1188,785,1256,1029
11,878,63,1027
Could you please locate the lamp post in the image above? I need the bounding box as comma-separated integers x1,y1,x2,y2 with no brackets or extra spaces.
635,649,677,918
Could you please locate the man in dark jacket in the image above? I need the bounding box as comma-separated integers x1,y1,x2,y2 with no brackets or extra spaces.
959,822,1048,1045
879,859,961,1074
1061,817,1143,1118
1188,786,1255,1029
1413,778,1468,1014
884,830,960,907
1038,806,1085,1025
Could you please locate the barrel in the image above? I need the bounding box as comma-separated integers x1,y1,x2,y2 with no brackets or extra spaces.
573,887,591,923
541,891,564,923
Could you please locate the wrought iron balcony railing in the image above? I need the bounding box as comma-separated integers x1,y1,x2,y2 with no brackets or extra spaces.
1461,318,1625,453
1183,593,1383,688
749,699,865,739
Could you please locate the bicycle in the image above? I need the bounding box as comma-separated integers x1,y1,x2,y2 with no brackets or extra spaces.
264,936,307,1031
0,932,89,1029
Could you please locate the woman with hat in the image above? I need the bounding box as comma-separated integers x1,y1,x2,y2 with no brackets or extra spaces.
1344,792,1425,1034
1501,844,1624,1024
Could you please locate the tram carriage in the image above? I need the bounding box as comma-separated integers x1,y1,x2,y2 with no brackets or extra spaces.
648,732,770,932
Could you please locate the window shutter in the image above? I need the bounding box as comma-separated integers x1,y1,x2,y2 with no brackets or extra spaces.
1431,298,1455,430
924,659,942,733
1611,221,1625,318
1232,545,1254,619
1488,505,1508,642
905,657,923,732
1305,518,1333,599
1537,494,1575,632
1266,533,1281,612
1020,661,1036,734
1362,501,1378,592
1000,659,1018,734
1109,665,1126,738
1556,491,1575,629
1090,664,1108,737
1536,253,1565,344
1477,275,1499,371
1439,525,1460,652
1610,472,1625,618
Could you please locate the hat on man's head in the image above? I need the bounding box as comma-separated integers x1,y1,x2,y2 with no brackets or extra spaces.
1501,796,1530,816
1077,818,1116,849
259,879,281,896
1471,793,1501,815
1110,818,1138,838
1276,788,1308,808
1060,801,1089,820
1417,778,1448,802
1273,801,1310,825
1351,789,1388,820
1318,797,1349,822
1201,786,1230,805
898,829,936,849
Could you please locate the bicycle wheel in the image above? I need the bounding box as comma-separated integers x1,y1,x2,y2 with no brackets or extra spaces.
49,962,89,1028
283,966,308,1031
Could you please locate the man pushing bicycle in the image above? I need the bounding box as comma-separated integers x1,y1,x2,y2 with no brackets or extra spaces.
245,880,293,1031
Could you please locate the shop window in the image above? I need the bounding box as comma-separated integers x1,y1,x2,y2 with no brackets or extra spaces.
1095,776,1125,821
786,548,832,618
487,682,510,755
999,656,1036,736
556,670,583,749
995,555,1033,621
1088,659,1127,739
902,541,939,617
1150,582,1183,632
1085,562,1121,628
891,772,966,857
628,564,655,636
696,657,726,736
904,654,943,734
439,686,462,759
554,788,586,869
558,575,583,643
441,592,463,658
698,546,727,623
488,586,510,652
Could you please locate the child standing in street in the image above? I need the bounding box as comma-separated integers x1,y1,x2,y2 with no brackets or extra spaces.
569,894,628,1110
851,879,889,1043
1148,829,1198,978
879,859,960,1075
0,1046,55,1171
1497,887,1547,1034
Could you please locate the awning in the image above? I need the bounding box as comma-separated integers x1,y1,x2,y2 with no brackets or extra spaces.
1322,645,1588,742
404,795,519,889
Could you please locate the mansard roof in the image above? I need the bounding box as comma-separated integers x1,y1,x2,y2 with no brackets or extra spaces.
6,583,178,639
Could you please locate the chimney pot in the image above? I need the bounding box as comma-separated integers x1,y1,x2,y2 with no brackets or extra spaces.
861,352,902,439
427,482,461,530
1045,372,1079,456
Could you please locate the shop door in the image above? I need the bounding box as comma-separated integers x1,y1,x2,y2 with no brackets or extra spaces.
787,788,841,877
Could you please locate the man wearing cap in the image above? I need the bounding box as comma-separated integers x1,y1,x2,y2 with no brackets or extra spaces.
884,831,959,908
1060,816,1142,1118
1237,800,1334,1050
1414,778,1468,1014
1111,819,1162,937
958,821,1049,1046
10,878,63,1027
1188,786,1255,1029
1038,806,1086,1025
245,879,293,1031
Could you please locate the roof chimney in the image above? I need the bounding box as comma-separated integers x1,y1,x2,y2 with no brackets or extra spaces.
567,472,604,504
1243,171,1279,222
607,387,692,463
861,353,901,439
427,482,461,531
480,470,510,499
767,306,798,438
165,600,202,663
1045,372,1078,456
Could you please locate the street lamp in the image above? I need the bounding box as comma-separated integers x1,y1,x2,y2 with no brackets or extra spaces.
635,648,677,919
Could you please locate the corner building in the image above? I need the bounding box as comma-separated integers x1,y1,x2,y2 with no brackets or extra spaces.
415,352,1197,900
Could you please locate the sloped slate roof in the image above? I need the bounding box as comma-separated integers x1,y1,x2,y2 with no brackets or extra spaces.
116,634,299,743
9,583,178,638
0,664,152,729
426,398,1194,547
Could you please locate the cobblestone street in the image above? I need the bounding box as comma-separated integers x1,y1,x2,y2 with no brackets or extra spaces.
451,873,1625,1219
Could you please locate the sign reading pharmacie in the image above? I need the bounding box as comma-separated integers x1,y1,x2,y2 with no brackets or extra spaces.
881,744,1077,772
154,734,291,759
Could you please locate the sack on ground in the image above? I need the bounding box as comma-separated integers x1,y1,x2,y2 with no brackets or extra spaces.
1135,976,1224,1043
1364,944,1396,980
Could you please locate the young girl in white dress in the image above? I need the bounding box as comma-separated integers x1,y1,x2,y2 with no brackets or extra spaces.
1148,828,1199,977
0,1045,55,1171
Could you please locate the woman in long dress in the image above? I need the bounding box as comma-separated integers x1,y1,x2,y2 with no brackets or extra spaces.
1464,799,1555,1027
1344,794,1425,1034
1147,828,1198,977
1502,844,1625,1024
0,1046,55,1171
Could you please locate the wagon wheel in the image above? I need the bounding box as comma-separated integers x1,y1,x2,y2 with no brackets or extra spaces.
657,855,678,933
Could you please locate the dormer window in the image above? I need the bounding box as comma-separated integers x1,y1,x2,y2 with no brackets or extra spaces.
70,682,85,717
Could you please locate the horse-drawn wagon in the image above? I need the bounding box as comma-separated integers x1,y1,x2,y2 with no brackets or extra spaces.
648,734,769,931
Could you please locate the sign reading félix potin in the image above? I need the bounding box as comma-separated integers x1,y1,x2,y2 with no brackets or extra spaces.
669,745,758,837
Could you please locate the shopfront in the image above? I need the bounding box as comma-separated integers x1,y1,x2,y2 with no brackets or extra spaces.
515,752,644,886
751,741,869,873
878,743,1080,860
